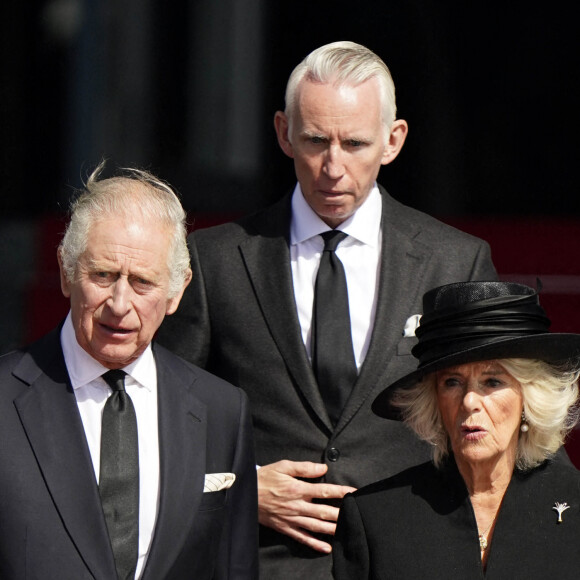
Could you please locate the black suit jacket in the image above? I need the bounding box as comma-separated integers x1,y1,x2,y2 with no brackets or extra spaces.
333,456,580,579
157,186,497,579
0,328,258,580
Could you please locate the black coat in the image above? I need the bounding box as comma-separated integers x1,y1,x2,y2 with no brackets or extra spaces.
333,455,580,579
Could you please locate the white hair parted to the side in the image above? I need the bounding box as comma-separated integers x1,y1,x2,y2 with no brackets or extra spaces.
59,160,191,297
392,358,580,471
284,41,398,137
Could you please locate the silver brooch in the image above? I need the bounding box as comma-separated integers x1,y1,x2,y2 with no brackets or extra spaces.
553,502,570,523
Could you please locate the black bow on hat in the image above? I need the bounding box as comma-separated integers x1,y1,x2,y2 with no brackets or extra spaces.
372,281,580,419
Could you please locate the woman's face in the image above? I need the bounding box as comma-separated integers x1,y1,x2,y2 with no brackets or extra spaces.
436,360,523,468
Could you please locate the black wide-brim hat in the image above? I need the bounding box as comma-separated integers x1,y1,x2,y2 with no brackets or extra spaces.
372,281,580,419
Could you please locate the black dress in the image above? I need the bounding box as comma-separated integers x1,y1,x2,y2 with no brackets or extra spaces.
333,453,580,579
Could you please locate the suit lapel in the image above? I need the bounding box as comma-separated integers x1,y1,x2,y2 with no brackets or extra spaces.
238,189,432,434
12,330,116,580
335,189,432,432
239,195,332,431
141,345,208,580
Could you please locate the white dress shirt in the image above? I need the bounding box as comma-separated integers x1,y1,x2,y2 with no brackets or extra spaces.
290,183,383,369
60,313,160,579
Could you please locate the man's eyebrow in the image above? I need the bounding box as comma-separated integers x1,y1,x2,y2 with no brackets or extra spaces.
85,259,113,270
343,136,372,144
301,129,327,138
299,130,372,144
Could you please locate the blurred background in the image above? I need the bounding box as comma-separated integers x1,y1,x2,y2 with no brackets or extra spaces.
1,2,579,362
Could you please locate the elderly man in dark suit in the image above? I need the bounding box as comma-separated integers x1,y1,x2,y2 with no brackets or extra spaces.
0,163,257,580
157,41,497,579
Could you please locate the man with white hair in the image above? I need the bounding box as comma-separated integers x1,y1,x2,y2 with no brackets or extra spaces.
159,41,497,578
0,163,258,579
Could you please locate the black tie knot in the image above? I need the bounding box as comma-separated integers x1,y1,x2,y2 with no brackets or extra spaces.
102,369,127,392
321,230,348,253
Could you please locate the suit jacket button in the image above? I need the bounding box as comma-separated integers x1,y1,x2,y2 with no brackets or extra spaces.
327,447,340,462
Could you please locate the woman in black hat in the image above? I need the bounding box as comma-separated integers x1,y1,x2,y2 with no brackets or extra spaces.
332,281,580,579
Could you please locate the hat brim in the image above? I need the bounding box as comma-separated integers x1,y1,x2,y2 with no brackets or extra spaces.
372,333,580,420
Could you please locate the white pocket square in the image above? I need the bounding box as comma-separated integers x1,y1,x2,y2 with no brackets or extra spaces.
403,314,422,337
203,473,236,492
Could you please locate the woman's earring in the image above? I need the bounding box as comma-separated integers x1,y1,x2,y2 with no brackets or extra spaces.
520,411,529,433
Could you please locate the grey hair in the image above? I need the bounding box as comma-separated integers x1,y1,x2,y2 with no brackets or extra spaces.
392,358,580,471
59,160,190,297
284,41,397,136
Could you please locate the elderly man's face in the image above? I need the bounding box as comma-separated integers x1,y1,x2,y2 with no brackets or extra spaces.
59,216,188,369
436,361,523,471
274,78,407,228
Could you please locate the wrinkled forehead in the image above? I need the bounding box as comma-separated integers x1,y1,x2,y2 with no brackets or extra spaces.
83,215,172,263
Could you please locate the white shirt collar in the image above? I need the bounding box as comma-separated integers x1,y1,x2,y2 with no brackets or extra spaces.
60,312,155,391
290,182,382,247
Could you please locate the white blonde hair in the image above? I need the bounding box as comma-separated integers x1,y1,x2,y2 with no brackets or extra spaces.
393,358,580,471
59,161,190,297
284,41,397,137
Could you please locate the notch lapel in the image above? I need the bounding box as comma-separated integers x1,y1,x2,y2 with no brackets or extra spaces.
334,190,432,432
141,346,208,580
12,331,116,580
239,197,332,431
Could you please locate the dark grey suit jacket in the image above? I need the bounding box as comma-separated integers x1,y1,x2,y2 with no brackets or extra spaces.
0,328,258,580
333,456,580,579
157,186,497,579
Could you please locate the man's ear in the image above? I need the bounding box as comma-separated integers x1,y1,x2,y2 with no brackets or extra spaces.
274,111,294,159
57,248,72,298
165,268,193,316
381,119,408,166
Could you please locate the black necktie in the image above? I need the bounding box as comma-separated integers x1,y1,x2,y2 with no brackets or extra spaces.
100,369,139,580
312,231,358,425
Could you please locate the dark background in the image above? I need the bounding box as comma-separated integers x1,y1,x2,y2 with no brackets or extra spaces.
4,2,580,217
1,1,580,462
1,0,579,345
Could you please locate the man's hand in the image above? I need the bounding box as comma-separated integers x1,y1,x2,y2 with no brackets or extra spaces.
257,460,357,553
